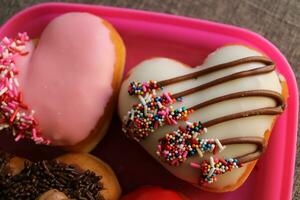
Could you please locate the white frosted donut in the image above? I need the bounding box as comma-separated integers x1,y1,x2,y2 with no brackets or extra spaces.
118,45,287,192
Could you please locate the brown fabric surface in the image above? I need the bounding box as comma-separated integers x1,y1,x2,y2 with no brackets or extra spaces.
0,0,299,199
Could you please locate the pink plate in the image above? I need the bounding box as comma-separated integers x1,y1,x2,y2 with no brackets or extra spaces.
0,3,298,200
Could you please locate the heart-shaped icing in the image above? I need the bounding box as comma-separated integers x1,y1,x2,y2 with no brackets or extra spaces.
11,13,120,146
118,45,286,191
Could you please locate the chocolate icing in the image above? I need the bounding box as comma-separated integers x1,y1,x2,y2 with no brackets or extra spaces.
158,56,274,86
219,137,265,163
155,56,285,164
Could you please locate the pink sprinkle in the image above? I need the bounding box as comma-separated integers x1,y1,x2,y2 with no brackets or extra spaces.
1,106,11,113
14,134,23,142
170,118,177,125
157,144,162,151
8,102,16,109
2,37,11,45
12,84,18,96
164,92,173,103
165,116,171,125
158,111,166,115
183,151,188,158
142,85,147,92
23,115,33,121
32,128,37,139
165,107,170,114
171,160,179,166
190,162,201,169
163,151,169,156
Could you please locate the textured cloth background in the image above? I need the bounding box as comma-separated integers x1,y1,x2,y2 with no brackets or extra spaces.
0,0,299,199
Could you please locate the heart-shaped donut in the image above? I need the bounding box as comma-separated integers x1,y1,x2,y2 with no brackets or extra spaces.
0,150,121,200
0,12,125,152
118,45,287,192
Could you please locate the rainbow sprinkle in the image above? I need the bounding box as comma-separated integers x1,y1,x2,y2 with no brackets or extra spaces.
128,80,162,96
123,81,193,141
123,93,192,141
157,122,226,166
191,157,242,185
0,33,50,144
126,80,237,185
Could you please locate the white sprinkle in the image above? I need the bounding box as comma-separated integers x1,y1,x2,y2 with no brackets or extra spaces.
16,45,24,51
30,110,35,116
196,147,203,158
157,101,163,108
186,121,193,126
130,109,134,120
0,123,9,131
1,69,8,77
144,105,148,115
12,128,16,136
8,82,13,91
11,42,16,48
215,139,226,152
138,95,146,106
0,87,8,96
144,92,149,100
193,132,199,139
204,128,208,133
9,71,14,78
2,50,9,59
208,167,215,178
210,156,215,168
13,78,19,87
146,94,152,102
152,89,156,95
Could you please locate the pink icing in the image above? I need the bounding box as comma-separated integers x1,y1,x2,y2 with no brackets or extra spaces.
15,13,116,145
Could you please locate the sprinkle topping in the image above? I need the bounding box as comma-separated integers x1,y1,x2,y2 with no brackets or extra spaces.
157,122,226,166
123,81,193,141
190,157,242,185
128,80,162,96
0,33,49,144
0,158,104,200
123,94,192,141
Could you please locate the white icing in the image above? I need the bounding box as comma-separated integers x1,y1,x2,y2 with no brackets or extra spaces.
118,45,282,189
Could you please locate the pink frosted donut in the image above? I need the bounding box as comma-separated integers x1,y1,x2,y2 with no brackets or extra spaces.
0,12,125,152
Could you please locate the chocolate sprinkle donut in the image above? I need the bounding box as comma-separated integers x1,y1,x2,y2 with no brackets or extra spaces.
0,154,104,200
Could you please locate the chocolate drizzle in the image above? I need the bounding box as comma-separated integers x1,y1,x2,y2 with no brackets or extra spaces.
155,56,284,165
190,90,284,113
219,137,265,163
142,56,285,165
157,56,274,86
